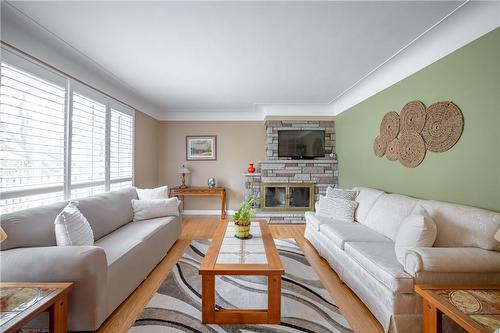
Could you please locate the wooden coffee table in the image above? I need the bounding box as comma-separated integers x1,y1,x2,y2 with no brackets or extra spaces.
415,285,500,333
0,282,73,333
199,219,284,324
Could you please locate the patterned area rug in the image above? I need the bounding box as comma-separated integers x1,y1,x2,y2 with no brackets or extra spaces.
130,239,352,333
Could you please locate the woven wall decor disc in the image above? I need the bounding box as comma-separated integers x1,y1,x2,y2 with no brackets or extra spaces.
386,138,400,161
422,101,464,152
398,131,426,168
373,135,387,157
400,100,426,133
380,111,400,140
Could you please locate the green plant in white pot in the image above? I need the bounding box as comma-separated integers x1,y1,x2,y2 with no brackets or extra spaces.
233,197,257,239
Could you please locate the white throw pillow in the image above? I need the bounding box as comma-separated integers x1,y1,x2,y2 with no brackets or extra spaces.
326,186,358,201
395,205,437,265
317,195,358,222
132,197,180,221
54,201,94,246
136,186,168,200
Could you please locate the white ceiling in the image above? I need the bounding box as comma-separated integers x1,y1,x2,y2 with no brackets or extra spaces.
2,1,465,119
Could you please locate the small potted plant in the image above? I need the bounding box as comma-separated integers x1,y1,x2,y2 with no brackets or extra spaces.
233,197,257,239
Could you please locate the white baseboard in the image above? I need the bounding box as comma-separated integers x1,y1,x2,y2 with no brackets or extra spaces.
182,209,235,216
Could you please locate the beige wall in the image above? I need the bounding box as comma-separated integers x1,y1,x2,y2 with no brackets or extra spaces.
158,121,266,210
134,111,160,188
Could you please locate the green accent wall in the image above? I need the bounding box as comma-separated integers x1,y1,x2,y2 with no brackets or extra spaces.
336,27,500,212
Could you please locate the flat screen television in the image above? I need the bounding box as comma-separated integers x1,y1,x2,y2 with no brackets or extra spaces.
278,130,325,159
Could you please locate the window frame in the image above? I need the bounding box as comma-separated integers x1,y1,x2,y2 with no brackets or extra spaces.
1,45,136,212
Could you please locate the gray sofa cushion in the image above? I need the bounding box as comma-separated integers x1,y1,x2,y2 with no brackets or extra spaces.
0,201,68,250
344,242,414,294
95,215,181,313
78,187,137,240
321,223,391,250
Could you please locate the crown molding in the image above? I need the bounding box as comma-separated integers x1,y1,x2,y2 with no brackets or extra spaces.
331,1,500,116
161,1,498,120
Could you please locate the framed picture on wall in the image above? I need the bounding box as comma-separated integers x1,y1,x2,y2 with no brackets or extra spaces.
186,135,217,161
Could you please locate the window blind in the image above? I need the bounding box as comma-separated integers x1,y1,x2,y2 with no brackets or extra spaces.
110,108,133,189
70,92,106,199
0,62,66,213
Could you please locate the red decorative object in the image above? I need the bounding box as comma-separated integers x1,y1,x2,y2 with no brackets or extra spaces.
247,163,256,173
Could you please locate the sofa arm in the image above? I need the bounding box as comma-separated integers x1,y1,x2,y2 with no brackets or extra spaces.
1,246,108,331
404,247,500,276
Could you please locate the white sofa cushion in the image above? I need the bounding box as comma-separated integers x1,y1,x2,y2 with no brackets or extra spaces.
131,197,180,222
395,205,437,265
317,195,358,222
363,194,418,240
404,247,500,276
304,211,352,231
353,187,385,223
54,201,94,246
326,187,358,200
420,200,500,251
344,242,414,294
136,185,168,200
321,223,392,250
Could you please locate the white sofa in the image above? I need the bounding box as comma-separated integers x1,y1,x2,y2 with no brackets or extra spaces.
304,187,500,333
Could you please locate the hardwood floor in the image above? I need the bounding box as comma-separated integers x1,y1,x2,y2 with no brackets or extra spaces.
96,216,383,333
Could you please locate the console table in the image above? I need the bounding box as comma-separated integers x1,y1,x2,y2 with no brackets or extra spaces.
170,187,226,219
0,282,73,333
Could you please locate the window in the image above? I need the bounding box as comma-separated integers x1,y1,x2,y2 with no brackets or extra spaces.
0,50,135,214
110,108,133,190
0,62,66,212
70,92,106,199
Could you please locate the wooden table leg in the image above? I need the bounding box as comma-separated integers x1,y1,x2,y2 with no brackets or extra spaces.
49,295,68,333
422,298,442,333
221,191,226,219
201,275,215,323
267,275,281,324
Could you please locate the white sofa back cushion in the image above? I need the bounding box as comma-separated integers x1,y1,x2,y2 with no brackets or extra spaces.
364,193,418,240
395,205,437,265
132,197,180,221
54,201,94,246
420,200,500,251
136,186,168,200
353,187,385,223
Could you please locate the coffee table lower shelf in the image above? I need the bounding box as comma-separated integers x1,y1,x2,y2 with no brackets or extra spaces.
201,274,282,324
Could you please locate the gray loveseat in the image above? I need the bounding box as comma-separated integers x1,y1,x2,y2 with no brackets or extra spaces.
0,187,182,331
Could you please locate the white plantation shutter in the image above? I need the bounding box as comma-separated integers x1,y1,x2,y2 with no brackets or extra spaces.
0,49,136,214
0,62,66,213
70,92,106,199
110,107,133,189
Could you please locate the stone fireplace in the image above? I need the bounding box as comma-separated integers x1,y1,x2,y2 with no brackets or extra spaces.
244,119,337,223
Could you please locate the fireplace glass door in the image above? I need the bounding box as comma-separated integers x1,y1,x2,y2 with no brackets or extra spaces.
289,186,311,209
261,183,314,211
263,186,286,209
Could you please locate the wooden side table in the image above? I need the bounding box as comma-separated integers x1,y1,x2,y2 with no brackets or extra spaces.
170,187,226,219
0,282,73,333
415,284,500,333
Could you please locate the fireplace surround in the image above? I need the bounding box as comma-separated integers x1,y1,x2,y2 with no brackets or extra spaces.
243,119,337,224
